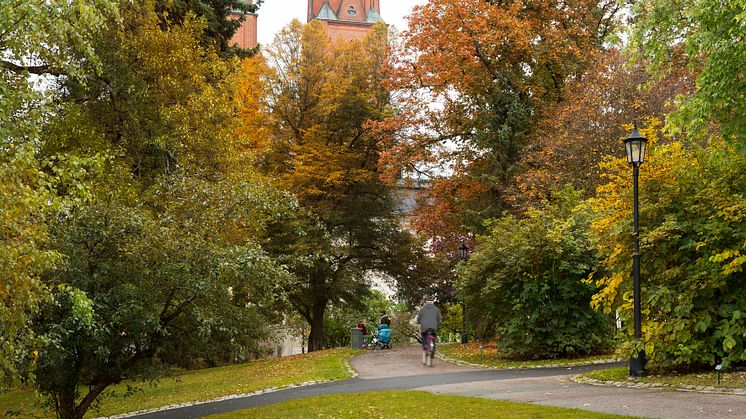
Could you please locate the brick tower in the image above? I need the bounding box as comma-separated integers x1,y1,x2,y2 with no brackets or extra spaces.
229,0,258,49
308,0,384,40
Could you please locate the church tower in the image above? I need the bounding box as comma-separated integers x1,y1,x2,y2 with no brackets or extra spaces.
229,0,258,50
308,0,384,40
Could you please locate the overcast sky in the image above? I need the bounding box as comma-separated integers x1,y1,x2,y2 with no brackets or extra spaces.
256,0,428,44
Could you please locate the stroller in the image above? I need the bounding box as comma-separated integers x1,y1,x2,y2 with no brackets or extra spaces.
371,323,392,350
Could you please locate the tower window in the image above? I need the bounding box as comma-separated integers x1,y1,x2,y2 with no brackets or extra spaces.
347,5,357,16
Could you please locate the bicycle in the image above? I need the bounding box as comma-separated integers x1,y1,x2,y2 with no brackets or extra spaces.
422,328,436,367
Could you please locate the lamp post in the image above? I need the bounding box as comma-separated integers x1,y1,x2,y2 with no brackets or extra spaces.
624,124,648,378
458,241,469,344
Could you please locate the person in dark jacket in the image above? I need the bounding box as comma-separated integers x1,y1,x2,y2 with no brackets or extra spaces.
416,300,441,349
379,311,391,326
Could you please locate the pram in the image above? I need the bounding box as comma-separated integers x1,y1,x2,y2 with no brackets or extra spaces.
371,323,391,350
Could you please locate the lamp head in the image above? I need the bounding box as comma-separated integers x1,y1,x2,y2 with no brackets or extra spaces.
624,124,648,166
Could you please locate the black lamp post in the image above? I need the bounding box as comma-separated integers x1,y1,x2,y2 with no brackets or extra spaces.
459,242,469,261
624,124,648,378
458,241,469,344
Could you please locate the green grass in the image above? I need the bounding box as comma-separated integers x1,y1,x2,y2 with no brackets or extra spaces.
210,390,634,418
582,367,746,388
0,348,361,418
439,342,616,369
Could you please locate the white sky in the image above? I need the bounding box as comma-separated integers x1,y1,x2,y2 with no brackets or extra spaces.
256,0,428,44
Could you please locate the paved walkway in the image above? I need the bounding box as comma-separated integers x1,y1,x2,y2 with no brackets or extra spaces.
356,345,746,418
133,345,746,418
350,342,473,378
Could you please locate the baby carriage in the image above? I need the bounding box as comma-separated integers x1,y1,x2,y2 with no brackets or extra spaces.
371,323,392,350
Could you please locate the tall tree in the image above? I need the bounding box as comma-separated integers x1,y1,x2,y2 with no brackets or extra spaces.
17,1,293,417
629,0,746,140
157,0,263,56
509,48,693,210
0,0,119,388
243,21,429,350
378,0,621,250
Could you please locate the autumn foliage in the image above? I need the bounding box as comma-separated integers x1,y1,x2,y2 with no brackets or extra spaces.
587,138,746,370
379,0,745,373
379,0,620,248
4,2,746,413
239,20,434,350
510,49,694,209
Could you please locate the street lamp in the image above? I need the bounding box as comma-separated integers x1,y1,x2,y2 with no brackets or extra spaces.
458,241,469,344
624,124,648,378
459,242,469,261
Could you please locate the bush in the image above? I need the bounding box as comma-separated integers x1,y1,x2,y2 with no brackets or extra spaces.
460,187,614,359
588,139,746,371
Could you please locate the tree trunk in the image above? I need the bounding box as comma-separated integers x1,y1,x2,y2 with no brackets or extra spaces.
72,382,110,419
57,385,78,419
56,381,111,419
308,300,327,352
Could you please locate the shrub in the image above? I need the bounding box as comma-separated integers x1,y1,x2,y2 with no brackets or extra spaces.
460,187,614,359
588,139,746,370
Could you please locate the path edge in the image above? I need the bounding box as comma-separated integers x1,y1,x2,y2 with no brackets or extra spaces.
99,355,359,419
572,374,746,396
436,351,619,370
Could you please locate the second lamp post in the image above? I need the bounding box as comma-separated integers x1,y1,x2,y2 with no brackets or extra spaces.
459,241,469,344
624,125,648,378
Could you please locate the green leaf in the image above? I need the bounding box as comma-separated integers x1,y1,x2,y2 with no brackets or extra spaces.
724,336,737,352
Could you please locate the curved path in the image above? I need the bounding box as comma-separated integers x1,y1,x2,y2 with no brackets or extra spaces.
133,345,746,418
350,342,473,378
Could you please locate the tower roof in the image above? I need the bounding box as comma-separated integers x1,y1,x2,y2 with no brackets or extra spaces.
311,1,383,23
316,2,338,20
365,8,383,23
308,0,385,40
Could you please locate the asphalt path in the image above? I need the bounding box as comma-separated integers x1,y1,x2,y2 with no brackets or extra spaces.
132,345,746,418
132,364,614,418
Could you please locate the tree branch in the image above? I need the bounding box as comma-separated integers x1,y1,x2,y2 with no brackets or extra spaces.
1,60,118,100
0,60,66,76
0,12,28,43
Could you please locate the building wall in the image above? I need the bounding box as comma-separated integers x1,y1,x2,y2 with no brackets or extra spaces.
229,13,258,50
319,20,375,40
337,0,366,22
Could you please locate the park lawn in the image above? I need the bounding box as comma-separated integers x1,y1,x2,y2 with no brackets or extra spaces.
439,342,616,368
211,390,634,418
0,348,360,418
582,367,746,389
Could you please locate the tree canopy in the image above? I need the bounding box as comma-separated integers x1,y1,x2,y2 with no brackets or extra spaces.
2,1,289,416
241,20,436,350
630,0,746,140
4,0,746,409
157,0,263,55
379,0,621,249
0,0,119,389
